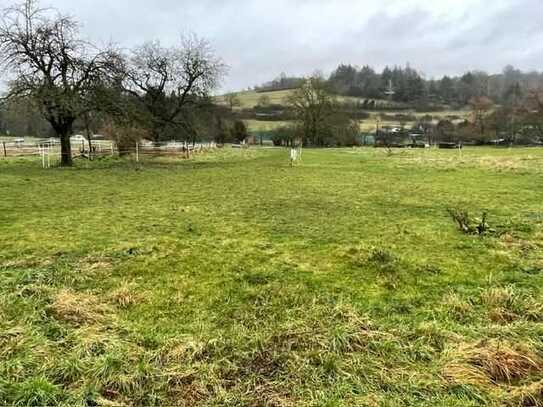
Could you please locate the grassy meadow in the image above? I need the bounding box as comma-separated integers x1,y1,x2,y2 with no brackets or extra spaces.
1,147,543,406
216,90,294,109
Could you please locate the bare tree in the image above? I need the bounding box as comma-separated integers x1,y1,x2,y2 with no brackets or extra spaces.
286,76,336,146
469,96,494,137
224,92,241,111
518,89,543,143
122,35,226,143
0,0,120,166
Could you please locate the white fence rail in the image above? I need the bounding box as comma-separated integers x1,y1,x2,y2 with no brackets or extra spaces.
1,139,218,167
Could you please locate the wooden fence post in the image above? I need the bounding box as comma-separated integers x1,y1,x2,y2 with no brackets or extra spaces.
2,141,6,158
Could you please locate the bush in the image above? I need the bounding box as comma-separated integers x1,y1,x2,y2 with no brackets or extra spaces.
447,209,492,235
101,123,148,156
270,125,300,146
230,120,249,143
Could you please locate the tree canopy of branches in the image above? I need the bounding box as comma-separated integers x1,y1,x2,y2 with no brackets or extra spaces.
469,96,494,136
121,36,226,143
0,0,120,166
230,119,248,143
287,77,335,146
224,92,241,111
286,76,359,147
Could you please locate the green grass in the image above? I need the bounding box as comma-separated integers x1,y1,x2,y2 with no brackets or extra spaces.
1,147,543,406
216,89,392,110
216,89,295,109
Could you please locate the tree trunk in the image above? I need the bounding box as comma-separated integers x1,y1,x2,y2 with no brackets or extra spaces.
84,114,94,160
59,127,73,167
88,134,94,160
47,115,74,167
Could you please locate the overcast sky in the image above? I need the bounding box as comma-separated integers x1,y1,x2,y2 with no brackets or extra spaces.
6,0,543,92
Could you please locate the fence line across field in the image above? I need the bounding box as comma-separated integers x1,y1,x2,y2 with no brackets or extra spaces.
1,139,218,166
121,141,218,161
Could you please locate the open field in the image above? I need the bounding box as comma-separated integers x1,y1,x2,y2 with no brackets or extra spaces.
1,147,543,406
217,89,392,110
216,90,295,109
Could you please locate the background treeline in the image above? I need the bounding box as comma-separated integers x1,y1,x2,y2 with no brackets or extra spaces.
255,64,540,108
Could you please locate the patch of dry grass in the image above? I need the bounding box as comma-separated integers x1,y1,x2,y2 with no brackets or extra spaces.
479,287,543,323
443,292,474,321
49,289,114,326
110,283,144,309
507,380,543,407
443,340,543,387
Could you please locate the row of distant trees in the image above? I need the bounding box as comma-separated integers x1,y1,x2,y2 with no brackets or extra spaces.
0,0,228,166
256,65,541,108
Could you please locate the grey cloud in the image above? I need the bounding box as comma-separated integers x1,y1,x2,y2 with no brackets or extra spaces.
13,0,543,90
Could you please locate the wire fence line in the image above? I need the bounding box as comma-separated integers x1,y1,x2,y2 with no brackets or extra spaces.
0,139,218,167
118,141,218,158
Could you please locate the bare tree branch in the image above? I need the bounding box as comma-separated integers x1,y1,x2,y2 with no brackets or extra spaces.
0,0,121,166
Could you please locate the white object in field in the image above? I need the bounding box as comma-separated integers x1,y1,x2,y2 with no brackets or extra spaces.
290,148,298,161
40,145,51,168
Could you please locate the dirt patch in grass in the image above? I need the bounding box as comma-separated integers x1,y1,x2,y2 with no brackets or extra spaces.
248,383,298,407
